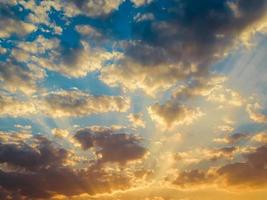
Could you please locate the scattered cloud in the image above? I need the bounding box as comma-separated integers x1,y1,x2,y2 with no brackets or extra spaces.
0,16,35,38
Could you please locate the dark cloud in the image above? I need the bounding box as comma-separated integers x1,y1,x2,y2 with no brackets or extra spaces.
209,146,237,161
0,132,136,199
216,146,236,155
100,0,267,95
0,186,23,200
74,127,147,164
129,0,267,66
0,135,86,199
0,136,68,171
174,145,267,188
228,132,249,143
0,164,132,199
173,169,213,187
218,144,267,187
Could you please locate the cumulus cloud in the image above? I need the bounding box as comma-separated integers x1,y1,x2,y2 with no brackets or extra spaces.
173,144,267,189
0,135,69,170
210,147,237,161
76,25,103,39
174,146,238,166
218,145,267,188
0,89,130,118
173,169,214,187
169,75,244,108
0,47,7,55
214,132,249,144
0,61,45,94
128,113,146,128
100,51,198,96
52,128,70,139
0,160,132,199
101,0,267,95
12,36,118,78
134,13,155,22
19,0,63,34
0,93,37,117
129,0,267,65
1,0,267,198
10,0,124,24
0,129,144,199
246,103,267,123
39,90,130,118
63,0,124,17
252,132,267,143
172,76,226,101
207,88,244,107
74,126,147,164
0,17,35,38
53,42,116,78
132,0,153,7
149,101,203,128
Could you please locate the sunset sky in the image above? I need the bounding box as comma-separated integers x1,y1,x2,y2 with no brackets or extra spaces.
1,0,267,199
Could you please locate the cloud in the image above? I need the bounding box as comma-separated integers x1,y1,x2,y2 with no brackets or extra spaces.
0,61,45,94
214,132,249,144
63,0,124,17
173,169,214,187
210,147,237,161
218,144,267,188
171,76,244,107
128,113,146,128
174,146,238,166
74,126,147,164
8,0,123,25
39,90,130,118
207,88,244,107
0,130,143,199
173,144,267,189
252,132,267,143
100,0,267,95
20,0,63,34
0,131,32,145
11,36,117,78
172,76,226,101
246,103,267,123
76,25,103,39
0,135,69,171
0,16,35,38
134,13,155,22
100,49,198,96
149,101,203,128
0,47,7,55
132,0,153,7
0,89,130,118
129,0,267,65
52,128,70,139
0,93,37,117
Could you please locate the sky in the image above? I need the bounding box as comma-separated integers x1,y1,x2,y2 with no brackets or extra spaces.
1,0,267,199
